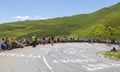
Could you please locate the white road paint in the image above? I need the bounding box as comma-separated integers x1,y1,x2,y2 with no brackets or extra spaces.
11,54,15,56
82,62,120,71
81,55,89,59
0,53,41,59
96,47,106,50
106,62,120,67
43,56,53,70
33,55,41,58
0,53,6,56
82,65,103,71
81,55,97,62
53,58,97,63
64,48,86,54
6,53,11,56
15,54,21,57
53,59,58,63
27,54,33,58
19,54,25,57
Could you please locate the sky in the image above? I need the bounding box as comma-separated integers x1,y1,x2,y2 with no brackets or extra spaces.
0,0,120,24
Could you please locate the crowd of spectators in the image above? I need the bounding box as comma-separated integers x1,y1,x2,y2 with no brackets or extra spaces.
0,35,120,52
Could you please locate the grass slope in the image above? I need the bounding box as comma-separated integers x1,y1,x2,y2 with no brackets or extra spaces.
103,51,120,60
0,2,120,39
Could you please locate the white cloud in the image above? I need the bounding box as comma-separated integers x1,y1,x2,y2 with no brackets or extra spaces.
33,16,46,20
13,16,47,21
0,16,48,24
16,16,30,20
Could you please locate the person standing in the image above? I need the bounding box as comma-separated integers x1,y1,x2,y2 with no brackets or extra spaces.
42,34,46,45
32,34,36,47
51,36,54,46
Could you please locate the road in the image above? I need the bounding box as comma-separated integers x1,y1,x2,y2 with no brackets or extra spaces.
0,43,120,72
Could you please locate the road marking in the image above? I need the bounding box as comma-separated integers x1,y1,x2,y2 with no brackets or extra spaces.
33,55,41,58
53,59,58,63
11,54,15,56
43,56,53,70
6,53,11,56
1,53,6,56
19,54,25,57
15,54,21,57
82,65,103,71
81,55,89,59
53,58,97,63
0,53,41,59
26,54,33,58
82,62,120,71
106,62,120,67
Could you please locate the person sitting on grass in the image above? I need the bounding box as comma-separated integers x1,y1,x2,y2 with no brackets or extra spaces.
1,38,6,50
0,40,3,51
9,37,14,49
111,47,117,52
4,37,11,50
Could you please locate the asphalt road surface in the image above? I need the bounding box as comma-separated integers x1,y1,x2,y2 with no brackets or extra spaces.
0,43,120,72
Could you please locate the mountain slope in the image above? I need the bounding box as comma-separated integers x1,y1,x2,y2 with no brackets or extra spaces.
0,2,120,39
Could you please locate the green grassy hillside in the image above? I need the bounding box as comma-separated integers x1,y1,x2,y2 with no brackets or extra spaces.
0,2,120,39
